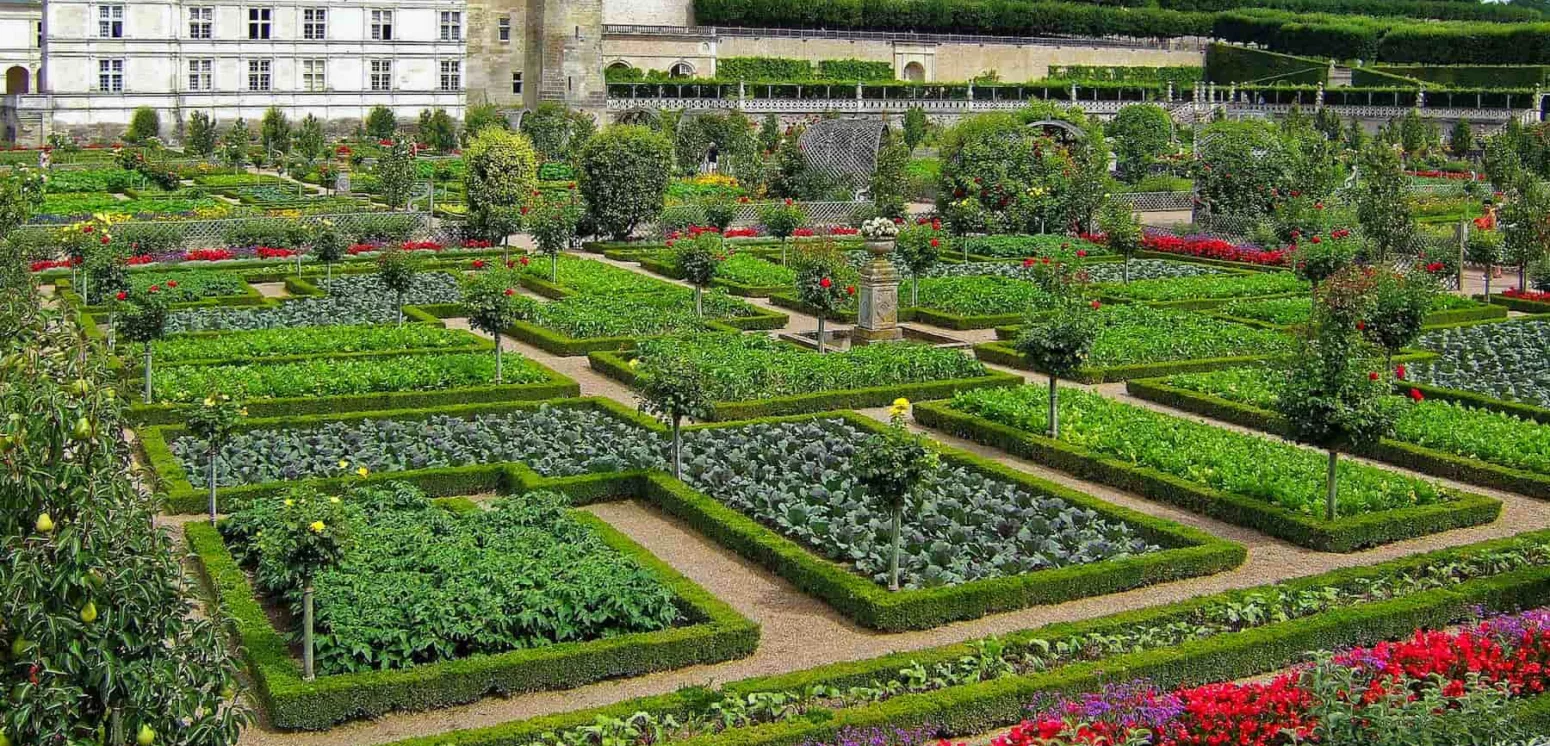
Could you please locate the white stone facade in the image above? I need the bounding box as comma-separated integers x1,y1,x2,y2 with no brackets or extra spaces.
1,0,43,95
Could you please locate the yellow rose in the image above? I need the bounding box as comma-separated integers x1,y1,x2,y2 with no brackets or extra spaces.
309,520,325,533
356,466,369,478
329,496,341,504
204,396,216,407
338,459,350,469
892,397,910,409
283,499,294,507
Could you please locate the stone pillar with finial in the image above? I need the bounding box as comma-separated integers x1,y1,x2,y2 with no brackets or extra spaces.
853,218,903,345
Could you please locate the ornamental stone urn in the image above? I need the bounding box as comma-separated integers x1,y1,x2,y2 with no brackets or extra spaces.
854,237,903,345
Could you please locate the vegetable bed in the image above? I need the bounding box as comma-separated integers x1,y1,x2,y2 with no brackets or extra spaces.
152,324,490,365
917,386,1500,551
1409,318,1550,409
1095,271,1307,306
1218,294,1506,328
164,273,461,332
151,351,546,402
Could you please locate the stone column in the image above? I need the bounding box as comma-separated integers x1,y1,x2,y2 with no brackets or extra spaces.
853,240,903,345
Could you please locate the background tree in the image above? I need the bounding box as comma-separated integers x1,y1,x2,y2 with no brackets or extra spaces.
364,106,397,140
1014,292,1097,439
634,352,713,479
577,125,675,240
1355,141,1416,264
1313,107,1343,142
375,140,417,210
1097,197,1144,283
701,195,737,233
676,230,724,316
1273,266,1399,521
1292,232,1358,288
791,241,855,353
186,111,217,158
1365,269,1437,367
902,107,928,152
125,107,160,143
463,104,509,143
294,114,326,163
464,128,540,243
1108,103,1172,182
260,107,291,158
853,398,940,592
375,245,420,324
460,270,525,382
220,119,251,174
1465,229,1504,298
418,108,458,152
869,127,910,219
311,220,346,284
1501,179,1550,291
184,392,245,525
528,191,582,282
522,103,587,162
758,113,782,154
117,285,170,403
895,221,943,307
1448,119,1476,158
758,199,807,263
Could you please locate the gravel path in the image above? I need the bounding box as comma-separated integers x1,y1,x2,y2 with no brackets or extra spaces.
227,253,1550,746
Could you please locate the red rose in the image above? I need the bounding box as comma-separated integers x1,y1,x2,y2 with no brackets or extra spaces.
1311,236,1322,244
1076,250,1087,258
1410,388,1425,402
1356,320,1366,330
1041,257,1050,265
1090,300,1101,310
504,288,515,296
784,198,793,206
147,285,160,294
519,256,530,266
82,225,93,233
845,285,856,296
819,276,832,289
1369,372,1380,381
1023,258,1035,268
1396,364,1407,380
115,291,127,301
166,280,177,288
930,238,940,248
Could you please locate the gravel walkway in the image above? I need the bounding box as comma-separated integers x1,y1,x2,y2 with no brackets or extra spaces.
227,253,1550,746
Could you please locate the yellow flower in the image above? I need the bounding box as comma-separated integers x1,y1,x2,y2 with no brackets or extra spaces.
892,398,910,409
329,496,341,504
283,499,294,507
204,396,216,407
357,466,370,478
309,520,325,533
338,459,350,469
238,408,248,416
628,359,639,369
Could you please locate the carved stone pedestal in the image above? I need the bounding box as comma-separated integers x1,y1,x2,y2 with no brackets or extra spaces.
853,239,903,345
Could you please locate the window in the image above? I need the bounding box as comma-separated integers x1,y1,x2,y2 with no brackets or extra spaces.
97,59,123,92
370,10,392,40
302,8,326,39
35,21,43,47
187,58,212,90
98,5,123,38
369,59,392,91
439,60,459,91
511,71,522,95
188,7,212,38
301,58,326,91
497,16,510,42
247,8,271,40
439,11,460,41
247,58,271,90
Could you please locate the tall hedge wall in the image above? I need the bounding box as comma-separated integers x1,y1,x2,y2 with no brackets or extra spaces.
1205,43,1329,84
1373,64,1550,88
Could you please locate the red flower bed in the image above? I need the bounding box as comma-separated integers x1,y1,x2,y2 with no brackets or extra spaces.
1504,288,1550,303
29,258,80,272
724,227,758,238
347,243,379,255
828,226,859,236
1143,234,1289,267
183,249,236,262
1406,169,1487,181
460,239,493,249
255,246,297,259
792,228,816,237
400,241,444,252
126,254,154,266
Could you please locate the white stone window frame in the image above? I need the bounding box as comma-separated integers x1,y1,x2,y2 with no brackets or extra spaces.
369,58,392,91
369,9,393,41
97,58,124,92
187,57,213,91
439,59,460,92
247,58,272,91
438,11,460,42
302,8,326,40
188,7,213,39
247,7,272,40
97,4,124,39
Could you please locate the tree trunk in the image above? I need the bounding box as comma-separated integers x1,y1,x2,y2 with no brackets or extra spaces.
911,277,919,308
672,416,683,479
694,285,704,317
1123,256,1131,284
1520,264,1528,293
1484,266,1491,299
396,291,404,326
143,343,153,404
1326,448,1339,521
551,253,559,283
495,343,503,384
302,583,316,680
781,237,788,265
106,310,115,351
888,507,903,592
326,261,333,285
1048,374,1059,439
208,446,219,526
816,316,826,354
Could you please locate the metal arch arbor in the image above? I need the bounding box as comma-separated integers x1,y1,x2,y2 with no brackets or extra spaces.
1025,119,1088,143
798,118,888,200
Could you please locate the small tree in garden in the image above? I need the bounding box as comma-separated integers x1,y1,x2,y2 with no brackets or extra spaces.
221,119,251,174
187,111,218,158
294,114,326,162
1274,266,1399,521
311,220,346,285
676,231,725,316
185,392,246,526
260,107,291,158
759,199,807,263
1014,294,1098,439
759,113,782,155
853,397,940,592
869,127,910,220
117,286,170,403
1291,231,1358,289
418,108,458,152
1366,269,1437,367
902,107,928,152
1449,119,1476,158
1108,103,1173,182
633,352,713,479
1465,229,1504,298
259,487,350,680
701,195,737,233
365,106,397,140
1097,197,1144,283
577,125,675,240
894,221,943,307
464,128,539,243
528,192,582,282
1501,180,1550,292
460,270,524,382
125,107,161,143
375,245,420,325
1355,141,1416,264
376,140,417,211
791,241,855,353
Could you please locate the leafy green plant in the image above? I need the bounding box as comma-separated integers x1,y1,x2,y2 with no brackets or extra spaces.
676,232,725,316
895,223,943,307
1097,271,1307,303
791,242,855,352
760,200,807,262
461,271,525,382
1014,297,1097,437
1411,318,1550,408
634,352,713,478
375,245,422,325
118,286,171,403
153,352,535,402
152,324,483,363
579,125,675,240
853,399,941,590
1097,198,1144,283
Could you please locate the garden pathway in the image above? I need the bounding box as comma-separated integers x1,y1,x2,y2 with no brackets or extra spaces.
235,254,1550,746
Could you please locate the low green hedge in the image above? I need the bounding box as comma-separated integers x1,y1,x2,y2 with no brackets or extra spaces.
187,507,759,730
1133,249,1284,273
1205,42,1329,84
54,276,269,312
1125,378,1550,500
1486,293,1550,314
126,360,579,425
913,400,1502,552
1407,380,1550,425
588,349,1024,420
373,527,1550,746
147,399,1240,633
972,340,1283,383
1210,300,1508,331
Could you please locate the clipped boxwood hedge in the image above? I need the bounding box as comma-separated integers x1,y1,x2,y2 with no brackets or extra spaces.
913,399,1502,552
1125,377,1550,500
187,505,759,730
972,340,1284,383
371,527,1550,746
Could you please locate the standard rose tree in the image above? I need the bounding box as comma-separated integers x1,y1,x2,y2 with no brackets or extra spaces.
633,352,713,479
853,398,940,592
184,392,246,526
116,286,170,403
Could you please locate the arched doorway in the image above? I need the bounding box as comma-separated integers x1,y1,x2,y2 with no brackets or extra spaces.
669,61,695,78
902,62,925,83
5,66,29,95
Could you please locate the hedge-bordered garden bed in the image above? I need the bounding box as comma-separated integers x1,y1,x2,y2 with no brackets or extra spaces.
913,399,1501,552
973,340,1282,383
187,502,759,730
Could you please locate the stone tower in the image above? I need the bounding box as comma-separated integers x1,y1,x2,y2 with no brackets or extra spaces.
464,0,604,116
